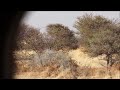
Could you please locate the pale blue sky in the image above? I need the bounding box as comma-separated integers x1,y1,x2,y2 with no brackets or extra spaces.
22,11,120,32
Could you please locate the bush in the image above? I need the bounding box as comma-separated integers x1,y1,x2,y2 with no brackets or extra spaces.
33,49,78,70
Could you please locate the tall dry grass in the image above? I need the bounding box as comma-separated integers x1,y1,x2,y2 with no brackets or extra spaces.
14,48,120,79
14,60,120,79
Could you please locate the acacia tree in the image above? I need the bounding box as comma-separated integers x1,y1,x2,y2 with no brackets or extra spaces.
74,14,120,67
16,23,45,53
46,24,78,50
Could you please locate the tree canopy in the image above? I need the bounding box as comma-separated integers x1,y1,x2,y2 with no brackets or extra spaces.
74,14,120,67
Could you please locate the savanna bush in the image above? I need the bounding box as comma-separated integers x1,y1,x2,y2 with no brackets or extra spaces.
33,49,78,70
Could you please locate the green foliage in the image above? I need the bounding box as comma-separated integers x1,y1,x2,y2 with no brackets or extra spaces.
74,14,112,41
74,14,120,66
46,24,78,50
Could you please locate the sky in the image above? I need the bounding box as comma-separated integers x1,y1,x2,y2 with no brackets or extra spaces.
22,11,120,33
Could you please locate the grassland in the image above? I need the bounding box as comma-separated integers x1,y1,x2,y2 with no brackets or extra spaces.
14,48,120,79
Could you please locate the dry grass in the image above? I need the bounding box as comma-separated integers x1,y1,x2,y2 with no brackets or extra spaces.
14,60,120,79
13,50,37,60
68,48,106,68
14,48,120,79
76,66,120,79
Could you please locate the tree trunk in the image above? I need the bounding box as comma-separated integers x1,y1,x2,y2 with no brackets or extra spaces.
106,54,113,78
106,54,112,67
